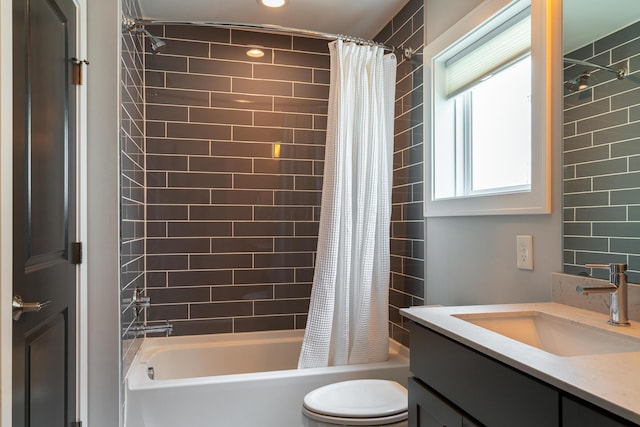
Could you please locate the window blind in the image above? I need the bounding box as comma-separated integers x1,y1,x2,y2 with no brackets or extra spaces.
445,12,531,97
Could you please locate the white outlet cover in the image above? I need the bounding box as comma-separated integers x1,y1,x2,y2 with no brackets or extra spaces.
516,235,533,270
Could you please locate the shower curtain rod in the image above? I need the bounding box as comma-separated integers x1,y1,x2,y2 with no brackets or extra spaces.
129,18,417,60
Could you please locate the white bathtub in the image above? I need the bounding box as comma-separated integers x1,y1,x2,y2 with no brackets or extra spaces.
125,329,409,427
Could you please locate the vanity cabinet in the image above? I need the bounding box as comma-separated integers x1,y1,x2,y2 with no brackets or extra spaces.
408,322,639,427
562,396,632,427
408,377,480,427
409,322,559,426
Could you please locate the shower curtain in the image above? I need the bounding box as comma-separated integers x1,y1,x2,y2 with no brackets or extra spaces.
298,40,397,368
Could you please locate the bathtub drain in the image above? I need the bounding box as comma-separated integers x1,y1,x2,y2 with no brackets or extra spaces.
147,366,155,380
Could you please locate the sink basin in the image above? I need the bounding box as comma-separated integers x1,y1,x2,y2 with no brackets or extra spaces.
453,311,640,357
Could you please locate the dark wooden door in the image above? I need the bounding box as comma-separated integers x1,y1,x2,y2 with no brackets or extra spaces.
12,0,78,425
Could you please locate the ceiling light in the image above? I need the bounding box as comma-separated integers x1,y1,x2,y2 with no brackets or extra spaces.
259,0,287,8
247,48,265,58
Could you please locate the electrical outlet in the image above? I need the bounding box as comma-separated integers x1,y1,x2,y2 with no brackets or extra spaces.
516,235,533,270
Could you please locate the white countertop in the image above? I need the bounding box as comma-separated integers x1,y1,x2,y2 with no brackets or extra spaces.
401,302,640,424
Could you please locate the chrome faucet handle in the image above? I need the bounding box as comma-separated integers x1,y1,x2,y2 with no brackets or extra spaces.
585,263,627,283
585,263,627,271
585,263,609,269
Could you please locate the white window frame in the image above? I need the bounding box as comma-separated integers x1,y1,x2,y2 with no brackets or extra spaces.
424,0,556,217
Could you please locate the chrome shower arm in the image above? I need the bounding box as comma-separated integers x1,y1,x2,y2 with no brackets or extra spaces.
563,57,626,80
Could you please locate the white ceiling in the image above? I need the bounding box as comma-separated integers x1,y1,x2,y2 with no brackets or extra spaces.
137,0,410,40
563,0,640,53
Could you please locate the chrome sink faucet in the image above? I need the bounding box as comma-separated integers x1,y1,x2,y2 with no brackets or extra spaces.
576,263,630,326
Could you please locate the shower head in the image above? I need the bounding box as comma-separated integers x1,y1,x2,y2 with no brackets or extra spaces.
563,57,626,93
139,28,167,54
123,19,167,54
564,71,590,92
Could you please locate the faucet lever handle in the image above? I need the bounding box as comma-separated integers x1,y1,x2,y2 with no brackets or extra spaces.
585,263,627,273
584,263,609,269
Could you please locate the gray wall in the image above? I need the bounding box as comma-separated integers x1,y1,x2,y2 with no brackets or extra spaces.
563,20,640,284
424,0,564,306
87,0,121,424
142,26,329,336
426,0,483,44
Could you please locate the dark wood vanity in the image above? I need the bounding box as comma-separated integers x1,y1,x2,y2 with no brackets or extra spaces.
408,322,637,427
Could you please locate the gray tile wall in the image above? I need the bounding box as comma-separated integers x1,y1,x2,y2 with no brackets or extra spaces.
563,20,640,284
128,5,426,344
144,25,329,335
376,0,425,347
120,0,145,377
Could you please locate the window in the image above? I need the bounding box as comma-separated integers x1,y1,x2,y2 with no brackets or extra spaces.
425,0,555,217
455,55,532,196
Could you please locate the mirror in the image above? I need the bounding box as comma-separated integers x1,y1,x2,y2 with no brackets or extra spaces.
562,0,640,283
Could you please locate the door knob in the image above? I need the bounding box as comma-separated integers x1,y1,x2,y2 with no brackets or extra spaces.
12,295,51,321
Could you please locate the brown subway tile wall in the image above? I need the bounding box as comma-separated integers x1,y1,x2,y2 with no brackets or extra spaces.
376,0,426,348
121,0,145,383
145,25,329,335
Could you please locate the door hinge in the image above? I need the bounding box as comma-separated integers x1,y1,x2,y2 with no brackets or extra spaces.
71,242,83,264
71,422,82,427
71,58,89,85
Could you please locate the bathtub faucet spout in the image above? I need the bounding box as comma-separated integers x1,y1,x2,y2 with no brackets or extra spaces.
130,321,174,337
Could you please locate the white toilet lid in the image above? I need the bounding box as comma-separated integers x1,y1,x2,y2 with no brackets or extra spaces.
303,379,408,418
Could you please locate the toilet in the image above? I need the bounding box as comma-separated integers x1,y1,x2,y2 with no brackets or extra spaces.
302,379,408,426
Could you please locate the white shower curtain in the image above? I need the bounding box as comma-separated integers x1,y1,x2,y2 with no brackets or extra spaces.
298,40,397,368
